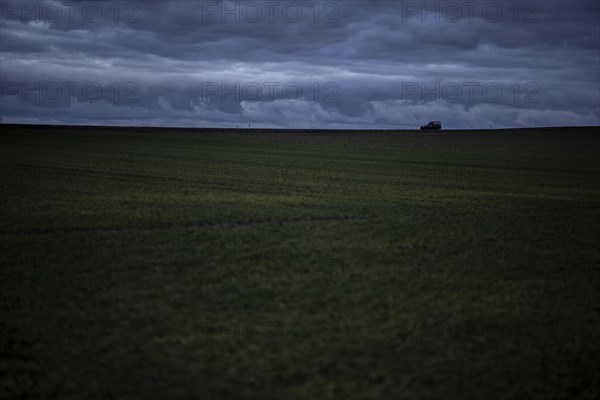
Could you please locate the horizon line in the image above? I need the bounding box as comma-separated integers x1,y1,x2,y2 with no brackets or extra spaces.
1,123,599,133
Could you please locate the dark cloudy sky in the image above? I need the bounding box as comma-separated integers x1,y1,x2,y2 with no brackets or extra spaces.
1,0,599,129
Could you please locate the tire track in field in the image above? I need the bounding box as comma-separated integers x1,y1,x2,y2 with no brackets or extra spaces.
0,215,373,238
0,162,330,194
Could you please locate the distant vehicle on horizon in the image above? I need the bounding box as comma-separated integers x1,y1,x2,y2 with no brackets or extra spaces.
420,121,442,130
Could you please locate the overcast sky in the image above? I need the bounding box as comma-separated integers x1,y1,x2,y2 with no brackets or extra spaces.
1,0,599,129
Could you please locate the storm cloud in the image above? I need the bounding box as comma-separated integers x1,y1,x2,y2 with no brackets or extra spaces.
1,0,599,128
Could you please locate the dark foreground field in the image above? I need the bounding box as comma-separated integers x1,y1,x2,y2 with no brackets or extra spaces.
1,124,599,399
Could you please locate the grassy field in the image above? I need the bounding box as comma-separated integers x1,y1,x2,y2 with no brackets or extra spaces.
1,124,599,399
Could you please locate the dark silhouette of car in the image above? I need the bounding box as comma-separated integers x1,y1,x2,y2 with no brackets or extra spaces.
420,121,442,130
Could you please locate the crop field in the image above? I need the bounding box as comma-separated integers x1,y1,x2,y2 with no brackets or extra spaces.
1,124,599,399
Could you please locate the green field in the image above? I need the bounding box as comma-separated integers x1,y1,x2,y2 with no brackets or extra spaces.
1,125,599,399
